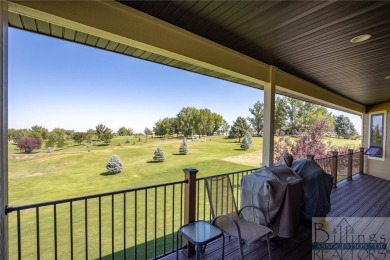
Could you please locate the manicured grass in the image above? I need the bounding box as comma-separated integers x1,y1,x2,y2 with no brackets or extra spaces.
8,135,361,205
8,135,264,205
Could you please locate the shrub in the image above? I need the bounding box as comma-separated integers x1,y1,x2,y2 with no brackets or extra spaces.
240,131,252,150
153,147,165,162
16,137,42,153
126,138,131,144
240,135,251,150
106,155,123,174
274,119,334,164
179,138,189,155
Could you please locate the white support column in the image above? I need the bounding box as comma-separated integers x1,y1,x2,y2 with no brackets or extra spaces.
262,66,277,166
0,0,8,259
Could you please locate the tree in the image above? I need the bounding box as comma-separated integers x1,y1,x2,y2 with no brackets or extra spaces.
212,113,224,135
127,128,134,136
117,127,130,136
285,97,305,134
95,124,113,143
334,115,357,139
196,108,214,136
144,127,153,136
229,116,250,142
179,138,189,155
45,128,68,148
275,97,287,135
177,107,199,137
106,155,123,174
10,128,29,142
284,97,334,134
86,129,95,143
101,130,114,143
240,131,253,150
30,125,49,140
8,128,16,142
296,103,334,131
153,147,165,162
221,120,230,135
274,119,334,163
17,137,42,153
247,101,264,136
72,132,86,145
144,127,153,142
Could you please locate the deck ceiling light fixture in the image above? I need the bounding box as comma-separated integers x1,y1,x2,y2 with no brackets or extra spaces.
350,34,372,43
385,76,390,80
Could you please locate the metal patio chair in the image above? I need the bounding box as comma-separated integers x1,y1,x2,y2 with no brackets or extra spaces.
205,175,273,260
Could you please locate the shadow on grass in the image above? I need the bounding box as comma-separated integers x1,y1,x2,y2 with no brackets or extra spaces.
147,160,164,163
96,143,109,147
101,232,180,260
234,148,245,151
172,153,185,156
100,171,121,176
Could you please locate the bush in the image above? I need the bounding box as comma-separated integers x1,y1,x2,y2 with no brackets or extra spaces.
16,137,42,153
179,138,189,155
240,135,251,150
106,155,123,174
153,147,165,162
240,131,252,150
273,119,334,164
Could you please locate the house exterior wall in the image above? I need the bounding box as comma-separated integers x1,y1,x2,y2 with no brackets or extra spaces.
363,102,390,180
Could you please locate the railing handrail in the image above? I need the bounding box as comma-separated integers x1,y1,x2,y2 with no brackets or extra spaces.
6,179,187,213
196,167,260,181
314,150,360,162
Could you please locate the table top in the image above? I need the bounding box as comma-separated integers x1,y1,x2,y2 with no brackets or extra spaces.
179,220,223,244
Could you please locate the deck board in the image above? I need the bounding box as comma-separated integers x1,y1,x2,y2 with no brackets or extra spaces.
162,174,390,260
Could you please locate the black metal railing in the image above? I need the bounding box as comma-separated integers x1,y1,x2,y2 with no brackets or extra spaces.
6,168,257,260
313,147,364,186
6,180,186,260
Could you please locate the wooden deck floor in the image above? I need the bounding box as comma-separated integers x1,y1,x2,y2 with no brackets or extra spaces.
162,174,390,260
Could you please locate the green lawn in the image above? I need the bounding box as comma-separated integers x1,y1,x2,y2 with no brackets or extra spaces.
8,135,362,205
9,135,265,205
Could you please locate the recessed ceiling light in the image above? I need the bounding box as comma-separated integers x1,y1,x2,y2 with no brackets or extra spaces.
385,76,390,80
350,34,372,43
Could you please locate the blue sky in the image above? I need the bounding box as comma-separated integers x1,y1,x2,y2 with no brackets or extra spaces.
9,28,362,134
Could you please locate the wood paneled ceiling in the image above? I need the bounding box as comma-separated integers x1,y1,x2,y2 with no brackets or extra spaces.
118,0,390,107
7,1,390,108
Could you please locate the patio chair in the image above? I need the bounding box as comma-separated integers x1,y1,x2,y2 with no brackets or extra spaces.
205,175,273,260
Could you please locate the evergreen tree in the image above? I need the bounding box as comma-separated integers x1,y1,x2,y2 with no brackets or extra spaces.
179,138,189,155
106,154,123,174
153,147,165,162
240,131,252,150
229,116,250,142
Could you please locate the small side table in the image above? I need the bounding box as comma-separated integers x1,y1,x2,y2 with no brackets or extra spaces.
176,220,224,260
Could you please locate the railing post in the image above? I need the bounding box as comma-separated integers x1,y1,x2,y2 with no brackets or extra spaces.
182,167,198,256
359,147,365,175
331,151,338,188
306,154,315,161
0,2,8,260
347,149,353,181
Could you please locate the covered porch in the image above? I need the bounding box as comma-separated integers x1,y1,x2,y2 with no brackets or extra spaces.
2,1,390,259
169,173,390,260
